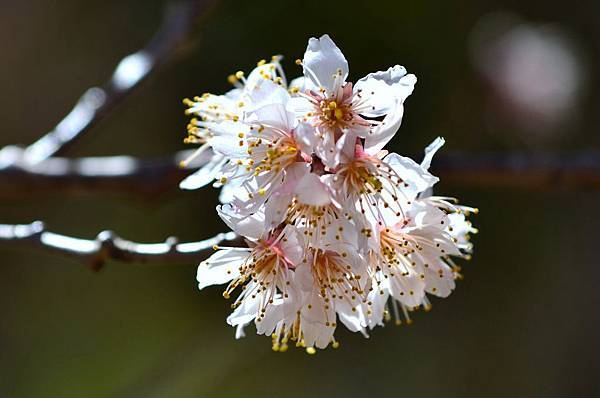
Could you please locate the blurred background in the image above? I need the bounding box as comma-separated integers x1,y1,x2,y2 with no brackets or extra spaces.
1,0,599,396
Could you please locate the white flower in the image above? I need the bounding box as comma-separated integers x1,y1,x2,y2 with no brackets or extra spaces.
179,57,294,196
268,219,369,351
364,140,478,328
198,220,304,340
291,34,417,168
186,34,478,353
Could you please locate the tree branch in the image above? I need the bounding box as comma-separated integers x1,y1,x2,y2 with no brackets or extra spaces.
0,148,599,199
0,221,241,270
431,151,600,191
20,0,217,164
0,147,208,199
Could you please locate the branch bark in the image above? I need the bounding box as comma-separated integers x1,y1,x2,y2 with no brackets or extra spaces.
0,222,241,270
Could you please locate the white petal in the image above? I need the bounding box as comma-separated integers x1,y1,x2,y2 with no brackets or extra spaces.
294,261,315,292
288,96,313,115
196,249,247,289
384,152,439,200
314,127,338,169
364,100,404,155
336,299,366,332
217,204,265,239
218,178,243,204
256,289,300,336
324,219,358,249
235,323,248,339
279,226,304,265
334,129,358,165
295,173,332,206
244,63,280,92
423,259,456,298
289,76,307,92
227,291,259,326
247,101,296,132
264,192,292,229
388,274,425,307
293,122,318,156
209,122,250,158
421,137,445,170
301,318,334,350
246,76,289,108
354,66,416,117
366,287,388,329
303,34,349,93
179,155,227,190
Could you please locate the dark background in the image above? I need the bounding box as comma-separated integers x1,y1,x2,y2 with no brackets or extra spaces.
1,0,599,397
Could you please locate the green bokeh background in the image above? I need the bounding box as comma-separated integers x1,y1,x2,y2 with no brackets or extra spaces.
1,0,599,397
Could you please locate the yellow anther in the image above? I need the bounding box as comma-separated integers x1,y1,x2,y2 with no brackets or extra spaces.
212,245,219,250
219,177,227,184
222,291,230,299
295,59,302,65
227,74,237,84
235,71,245,79
257,59,266,66
306,347,316,355
332,341,340,349
258,188,266,196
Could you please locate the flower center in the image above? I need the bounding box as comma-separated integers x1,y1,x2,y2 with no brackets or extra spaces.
379,226,414,267
321,100,345,121
310,249,364,315
337,157,383,195
285,200,338,244
225,241,293,311
318,99,353,128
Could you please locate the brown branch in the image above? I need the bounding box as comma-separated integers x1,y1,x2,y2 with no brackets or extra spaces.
431,151,600,191
0,147,210,199
1,148,600,199
0,221,241,270
20,0,217,164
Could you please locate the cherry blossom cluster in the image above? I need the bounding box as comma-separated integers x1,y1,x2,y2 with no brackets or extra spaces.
181,35,477,353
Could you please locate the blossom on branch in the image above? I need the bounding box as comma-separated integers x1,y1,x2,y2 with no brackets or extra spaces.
184,34,478,353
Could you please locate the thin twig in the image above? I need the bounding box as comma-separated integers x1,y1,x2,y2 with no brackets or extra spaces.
20,0,216,164
0,221,241,270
